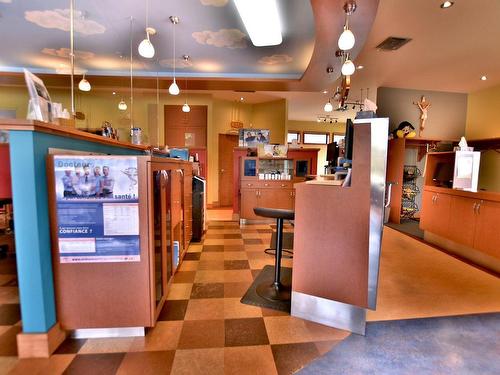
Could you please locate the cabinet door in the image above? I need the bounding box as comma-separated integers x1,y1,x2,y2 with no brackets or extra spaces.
259,188,294,210
419,191,451,237
447,196,477,248
240,189,260,219
474,200,500,259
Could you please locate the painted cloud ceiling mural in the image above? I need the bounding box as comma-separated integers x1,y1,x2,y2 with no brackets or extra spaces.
0,0,315,79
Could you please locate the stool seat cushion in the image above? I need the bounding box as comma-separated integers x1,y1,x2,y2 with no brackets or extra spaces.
254,207,295,220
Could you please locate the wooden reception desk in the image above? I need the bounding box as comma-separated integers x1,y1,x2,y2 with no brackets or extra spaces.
291,118,389,335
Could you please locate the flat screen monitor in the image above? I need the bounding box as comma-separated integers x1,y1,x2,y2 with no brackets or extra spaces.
344,119,354,161
326,142,339,163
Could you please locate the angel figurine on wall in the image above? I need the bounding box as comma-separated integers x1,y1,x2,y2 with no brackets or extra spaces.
413,96,431,132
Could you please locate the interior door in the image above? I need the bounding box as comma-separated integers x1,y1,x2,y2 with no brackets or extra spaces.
218,134,239,207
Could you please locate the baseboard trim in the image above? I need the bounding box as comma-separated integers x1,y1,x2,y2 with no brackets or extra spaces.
17,322,67,358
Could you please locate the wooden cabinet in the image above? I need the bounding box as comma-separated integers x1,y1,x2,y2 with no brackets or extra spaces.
240,184,295,220
447,196,478,248
420,190,451,237
474,200,500,258
260,188,294,210
241,188,260,220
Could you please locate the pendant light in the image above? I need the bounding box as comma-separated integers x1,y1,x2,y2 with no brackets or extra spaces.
78,74,91,91
324,99,333,112
138,0,155,58
118,99,127,111
341,54,355,76
338,1,357,51
168,16,180,96
182,55,191,112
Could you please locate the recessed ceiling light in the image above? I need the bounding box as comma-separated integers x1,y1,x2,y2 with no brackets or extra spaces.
240,97,244,101
112,92,116,95
481,75,487,81
440,1,454,9
322,90,328,94
234,0,282,46
357,65,364,70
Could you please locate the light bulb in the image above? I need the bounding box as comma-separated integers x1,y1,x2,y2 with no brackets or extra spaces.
341,59,355,76
324,101,333,112
118,100,127,111
338,28,355,51
78,77,91,92
182,103,191,113
169,80,180,95
138,36,155,58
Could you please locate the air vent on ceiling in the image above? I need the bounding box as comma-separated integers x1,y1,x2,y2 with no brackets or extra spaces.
376,37,412,51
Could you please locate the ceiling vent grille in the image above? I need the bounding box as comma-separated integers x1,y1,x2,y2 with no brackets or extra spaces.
376,37,412,51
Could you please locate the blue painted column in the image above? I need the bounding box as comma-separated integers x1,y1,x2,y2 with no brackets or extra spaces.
8,130,143,333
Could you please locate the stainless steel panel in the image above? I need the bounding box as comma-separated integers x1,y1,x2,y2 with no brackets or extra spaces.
291,291,367,335
72,327,145,339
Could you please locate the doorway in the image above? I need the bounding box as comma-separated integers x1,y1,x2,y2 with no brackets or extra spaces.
218,134,239,207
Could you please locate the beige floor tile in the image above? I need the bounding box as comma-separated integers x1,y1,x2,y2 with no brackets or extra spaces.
202,239,226,246
223,298,263,319
224,282,252,298
248,258,274,270
223,239,245,246
0,275,16,285
79,337,135,354
0,325,12,336
197,260,225,270
178,260,199,271
241,233,262,239
224,270,254,283
167,283,193,300
224,345,277,375
200,252,225,261
0,356,19,374
0,287,19,304
129,321,183,351
223,251,248,260
303,320,350,342
246,251,269,259
172,348,224,375
314,340,342,355
187,244,203,252
8,354,75,375
244,244,268,252
264,316,315,345
185,298,225,320
194,270,225,283
117,351,175,375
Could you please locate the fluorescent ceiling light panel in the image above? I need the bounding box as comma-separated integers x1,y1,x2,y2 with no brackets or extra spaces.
234,0,282,47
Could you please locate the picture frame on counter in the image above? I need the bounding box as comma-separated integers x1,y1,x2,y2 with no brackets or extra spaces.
238,128,270,147
24,68,53,123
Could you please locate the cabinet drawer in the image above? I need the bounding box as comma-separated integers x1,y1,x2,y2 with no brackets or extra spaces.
257,181,294,189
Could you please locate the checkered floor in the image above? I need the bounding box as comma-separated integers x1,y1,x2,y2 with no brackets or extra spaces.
0,221,349,374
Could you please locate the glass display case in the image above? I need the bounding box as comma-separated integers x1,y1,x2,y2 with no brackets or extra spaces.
258,159,294,180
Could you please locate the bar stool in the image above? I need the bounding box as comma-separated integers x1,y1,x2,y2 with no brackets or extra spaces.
253,207,295,301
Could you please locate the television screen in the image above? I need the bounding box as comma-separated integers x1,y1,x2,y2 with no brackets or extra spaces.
344,119,354,161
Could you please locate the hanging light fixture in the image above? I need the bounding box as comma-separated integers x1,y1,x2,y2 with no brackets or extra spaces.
182,56,191,112
324,99,333,112
168,16,180,95
338,0,357,51
78,73,91,91
118,99,127,111
138,0,156,58
341,54,356,76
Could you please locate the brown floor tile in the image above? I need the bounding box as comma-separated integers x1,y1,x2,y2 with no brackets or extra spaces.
0,356,21,374
0,325,12,336
224,282,252,298
203,239,227,246
0,275,16,286
194,270,225,283
0,287,19,304
172,271,196,284
8,354,75,375
203,245,225,252
224,260,250,270
129,321,183,352
261,307,289,317
244,244,268,252
116,351,175,375
178,260,199,271
190,283,225,299
0,304,20,325
187,244,203,253
157,300,189,321
78,338,135,354
204,234,226,239
224,270,254,283
244,238,263,245
54,338,87,354
200,252,225,261
177,320,225,349
183,252,201,261
0,325,21,356
248,258,274,270
257,229,273,233
224,244,245,252
303,320,350,342
223,234,242,239
172,348,224,375
197,260,225,270
223,252,248,260
167,283,193,300
223,239,244,246
63,353,125,375
263,316,313,345
224,345,278,375
224,318,269,347
185,299,225,320
251,270,261,280
271,342,320,375
224,298,263,319
246,251,269,259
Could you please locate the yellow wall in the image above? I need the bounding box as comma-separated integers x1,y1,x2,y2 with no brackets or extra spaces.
465,83,500,191
287,120,346,173
251,99,287,144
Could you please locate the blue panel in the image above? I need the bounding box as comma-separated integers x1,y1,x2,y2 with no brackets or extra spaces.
8,130,144,333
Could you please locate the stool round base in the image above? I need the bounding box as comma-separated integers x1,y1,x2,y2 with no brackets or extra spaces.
256,282,291,301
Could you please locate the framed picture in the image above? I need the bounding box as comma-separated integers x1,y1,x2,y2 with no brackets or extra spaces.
24,68,53,122
239,129,270,147
261,144,288,158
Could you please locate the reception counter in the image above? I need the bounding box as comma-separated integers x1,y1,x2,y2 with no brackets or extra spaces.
0,120,192,357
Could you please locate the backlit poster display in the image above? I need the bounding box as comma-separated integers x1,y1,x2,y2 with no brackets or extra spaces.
53,155,140,263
